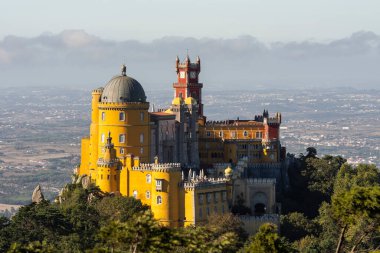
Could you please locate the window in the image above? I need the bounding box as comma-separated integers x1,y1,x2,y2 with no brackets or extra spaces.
140,147,144,154
206,193,211,204
207,207,210,216
133,190,138,199
199,208,203,218
179,92,183,98
214,206,218,214
140,133,144,143
214,192,218,203
219,131,223,137
101,134,105,143
119,112,125,121
222,205,225,214
157,196,162,204
206,131,211,137
119,134,125,143
146,191,150,199
120,148,124,154
256,132,262,138
222,191,227,201
231,131,236,138
146,174,151,183
101,112,105,121
243,131,248,137
156,179,163,191
140,112,144,121
198,194,204,204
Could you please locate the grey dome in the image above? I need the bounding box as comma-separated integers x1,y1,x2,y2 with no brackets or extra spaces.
101,75,146,103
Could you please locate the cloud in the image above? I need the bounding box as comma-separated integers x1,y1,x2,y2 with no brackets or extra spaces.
0,30,379,89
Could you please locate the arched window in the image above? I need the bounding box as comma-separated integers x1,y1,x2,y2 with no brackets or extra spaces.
146,191,150,199
140,112,144,121
101,112,105,121
119,112,125,121
119,134,125,143
219,131,223,137
101,134,105,143
146,174,151,183
133,190,138,199
140,133,144,143
243,131,248,137
120,148,124,154
157,196,162,204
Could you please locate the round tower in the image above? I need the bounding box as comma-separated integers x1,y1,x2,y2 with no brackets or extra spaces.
97,132,120,193
97,65,150,164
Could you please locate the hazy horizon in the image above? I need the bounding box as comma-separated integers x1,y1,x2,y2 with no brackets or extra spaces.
0,30,379,90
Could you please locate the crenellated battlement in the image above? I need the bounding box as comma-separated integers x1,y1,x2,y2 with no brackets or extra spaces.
245,178,276,185
182,177,227,190
97,158,119,167
92,87,104,94
205,120,262,127
131,162,181,172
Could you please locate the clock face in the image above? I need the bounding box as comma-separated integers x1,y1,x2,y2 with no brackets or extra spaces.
180,71,186,78
190,71,197,79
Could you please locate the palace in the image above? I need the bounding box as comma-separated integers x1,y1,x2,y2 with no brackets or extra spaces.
77,56,286,231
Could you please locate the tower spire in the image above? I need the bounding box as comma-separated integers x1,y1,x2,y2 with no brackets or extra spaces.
121,64,127,76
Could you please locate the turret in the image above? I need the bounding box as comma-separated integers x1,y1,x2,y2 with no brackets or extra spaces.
97,132,120,193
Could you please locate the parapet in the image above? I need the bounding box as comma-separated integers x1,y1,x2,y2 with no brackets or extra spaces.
245,178,276,185
204,120,262,127
131,162,182,172
97,158,119,167
182,177,227,190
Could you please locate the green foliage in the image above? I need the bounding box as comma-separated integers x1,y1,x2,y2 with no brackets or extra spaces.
7,241,55,253
174,213,248,253
94,210,178,253
284,148,346,217
94,195,149,224
241,223,296,253
304,155,346,196
280,212,317,242
332,186,380,224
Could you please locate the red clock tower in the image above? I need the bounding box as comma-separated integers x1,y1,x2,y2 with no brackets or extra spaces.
173,55,204,117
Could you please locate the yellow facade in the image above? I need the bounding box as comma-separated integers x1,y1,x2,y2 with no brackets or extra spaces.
198,123,280,166
97,102,150,163
184,182,229,226
77,67,241,228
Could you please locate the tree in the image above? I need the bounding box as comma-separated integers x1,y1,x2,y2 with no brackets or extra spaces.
332,186,380,253
94,195,149,225
280,212,317,242
6,201,71,246
306,147,317,158
95,210,178,253
304,155,346,196
241,223,296,253
7,241,55,253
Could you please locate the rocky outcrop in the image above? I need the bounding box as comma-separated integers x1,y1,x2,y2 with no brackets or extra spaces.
32,184,45,204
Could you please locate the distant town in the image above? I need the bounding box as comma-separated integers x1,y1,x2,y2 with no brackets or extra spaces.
0,86,378,208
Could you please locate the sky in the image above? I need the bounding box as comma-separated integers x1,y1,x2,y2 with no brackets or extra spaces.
1,0,380,42
0,0,380,89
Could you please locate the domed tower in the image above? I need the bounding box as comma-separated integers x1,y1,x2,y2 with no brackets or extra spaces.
97,65,150,165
